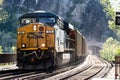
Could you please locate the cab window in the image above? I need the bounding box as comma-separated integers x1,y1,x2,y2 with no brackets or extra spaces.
20,18,36,26
39,17,55,23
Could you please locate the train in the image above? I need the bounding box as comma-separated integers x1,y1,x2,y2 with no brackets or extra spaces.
17,11,87,69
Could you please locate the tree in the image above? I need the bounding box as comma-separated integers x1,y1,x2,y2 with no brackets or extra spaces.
0,0,3,5
100,37,120,61
100,0,120,61
115,48,120,56
0,31,16,53
0,8,9,23
101,0,116,32
0,0,9,23
101,0,115,18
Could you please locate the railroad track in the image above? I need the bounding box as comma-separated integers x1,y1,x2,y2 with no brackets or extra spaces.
91,56,112,78
0,69,44,80
0,65,79,80
0,67,70,80
44,55,111,80
0,55,111,80
44,55,92,80
0,56,86,80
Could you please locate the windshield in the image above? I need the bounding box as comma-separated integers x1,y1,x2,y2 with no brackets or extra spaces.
39,17,55,23
20,18,36,26
20,17,56,26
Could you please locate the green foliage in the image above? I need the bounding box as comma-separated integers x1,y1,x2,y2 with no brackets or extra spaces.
0,8,9,23
101,0,117,34
102,0,120,40
0,31,16,53
101,0,115,19
100,0,120,61
0,46,3,54
0,1,18,53
115,48,120,56
0,0,3,5
0,0,9,23
11,46,16,54
0,0,20,53
100,37,120,61
108,20,115,29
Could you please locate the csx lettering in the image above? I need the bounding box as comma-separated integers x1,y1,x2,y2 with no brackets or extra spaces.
27,32,44,39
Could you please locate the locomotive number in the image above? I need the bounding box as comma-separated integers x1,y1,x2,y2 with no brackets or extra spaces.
27,32,44,39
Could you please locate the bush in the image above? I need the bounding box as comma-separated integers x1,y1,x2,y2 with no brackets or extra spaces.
100,37,120,61
115,48,120,56
0,46,3,54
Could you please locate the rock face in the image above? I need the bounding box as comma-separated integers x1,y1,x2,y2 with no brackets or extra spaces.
3,0,115,42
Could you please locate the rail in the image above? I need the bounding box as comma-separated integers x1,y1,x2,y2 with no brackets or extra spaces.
0,55,86,80
43,55,92,80
44,55,111,80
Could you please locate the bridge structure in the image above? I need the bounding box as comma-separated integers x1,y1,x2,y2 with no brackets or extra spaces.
87,41,103,56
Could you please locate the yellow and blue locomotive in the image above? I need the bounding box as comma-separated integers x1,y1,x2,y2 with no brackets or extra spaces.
17,11,87,69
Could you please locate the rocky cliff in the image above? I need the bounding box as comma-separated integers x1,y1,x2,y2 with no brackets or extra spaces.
2,0,116,42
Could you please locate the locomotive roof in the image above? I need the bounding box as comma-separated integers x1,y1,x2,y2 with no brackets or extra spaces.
19,12,58,19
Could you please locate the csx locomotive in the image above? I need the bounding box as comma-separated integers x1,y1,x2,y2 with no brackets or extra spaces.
17,11,87,69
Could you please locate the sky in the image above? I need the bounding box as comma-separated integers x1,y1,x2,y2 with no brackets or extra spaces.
109,0,120,11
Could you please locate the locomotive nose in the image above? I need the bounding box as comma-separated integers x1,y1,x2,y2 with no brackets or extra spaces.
17,23,55,50
32,24,46,48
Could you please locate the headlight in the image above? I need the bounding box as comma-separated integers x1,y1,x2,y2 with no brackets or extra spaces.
46,31,49,33
33,25,37,31
46,30,54,33
22,43,26,48
41,43,45,47
17,31,25,35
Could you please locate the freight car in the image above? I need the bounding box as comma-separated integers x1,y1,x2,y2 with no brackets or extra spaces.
17,11,87,69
